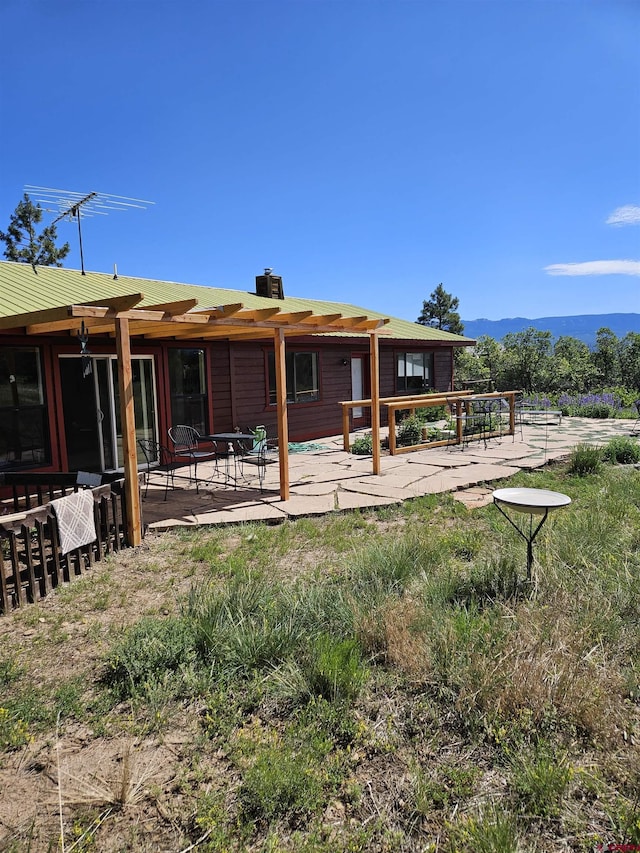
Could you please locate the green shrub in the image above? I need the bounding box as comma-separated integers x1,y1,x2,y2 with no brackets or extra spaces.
413,763,478,814
510,745,571,818
602,436,640,465
608,799,640,844
602,386,639,409
397,414,423,447
194,792,237,850
190,579,305,675
103,616,199,700
351,434,373,455
567,443,602,476
239,746,325,823
423,424,444,441
579,403,616,418
348,535,424,604
417,403,447,422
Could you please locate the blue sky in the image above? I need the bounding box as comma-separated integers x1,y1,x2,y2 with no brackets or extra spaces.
1,0,638,323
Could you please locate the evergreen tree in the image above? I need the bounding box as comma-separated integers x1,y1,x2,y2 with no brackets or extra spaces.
0,193,70,266
417,284,464,335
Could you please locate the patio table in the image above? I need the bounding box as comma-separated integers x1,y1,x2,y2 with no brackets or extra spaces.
204,433,255,487
492,487,571,581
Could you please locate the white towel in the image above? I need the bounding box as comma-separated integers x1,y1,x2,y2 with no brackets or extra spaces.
51,489,97,556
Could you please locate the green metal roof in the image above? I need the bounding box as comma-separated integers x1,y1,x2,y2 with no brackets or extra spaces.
0,261,473,343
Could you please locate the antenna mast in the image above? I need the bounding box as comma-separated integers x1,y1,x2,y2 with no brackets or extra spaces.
52,190,95,275
25,185,155,275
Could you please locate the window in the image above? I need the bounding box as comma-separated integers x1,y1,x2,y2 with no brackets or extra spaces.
168,348,208,433
396,352,433,394
267,351,320,404
0,347,50,469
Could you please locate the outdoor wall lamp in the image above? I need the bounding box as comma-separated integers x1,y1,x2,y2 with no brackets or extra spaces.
341,358,349,366
78,320,92,378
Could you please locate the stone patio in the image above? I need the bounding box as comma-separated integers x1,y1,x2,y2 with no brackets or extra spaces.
140,417,636,531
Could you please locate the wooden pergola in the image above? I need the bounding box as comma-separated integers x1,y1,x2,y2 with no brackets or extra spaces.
0,294,390,546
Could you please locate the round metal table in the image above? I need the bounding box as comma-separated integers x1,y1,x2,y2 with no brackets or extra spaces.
492,487,571,581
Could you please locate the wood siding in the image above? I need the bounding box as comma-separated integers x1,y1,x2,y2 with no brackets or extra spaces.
210,343,233,432
1,334,459,476
217,339,455,441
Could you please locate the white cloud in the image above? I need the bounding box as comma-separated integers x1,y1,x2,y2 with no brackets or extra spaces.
606,205,640,226
544,260,640,277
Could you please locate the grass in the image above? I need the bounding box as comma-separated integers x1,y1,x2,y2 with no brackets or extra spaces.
0,460,639,851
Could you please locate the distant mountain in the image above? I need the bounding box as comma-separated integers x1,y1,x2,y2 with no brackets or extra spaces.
461,313,640,347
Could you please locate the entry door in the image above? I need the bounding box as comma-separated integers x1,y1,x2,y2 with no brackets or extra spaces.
351,355,370,428
60,355,157,472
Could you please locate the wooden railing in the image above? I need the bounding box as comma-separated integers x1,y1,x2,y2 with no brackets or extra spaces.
340,391,518,455
387,391,516,455
0,474,140,614
340,391,471,453
340,390,471,452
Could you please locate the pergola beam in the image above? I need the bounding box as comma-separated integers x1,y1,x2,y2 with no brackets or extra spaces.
144,299,198,315
19,300,390,340
0,294,145,332
3,293,392,513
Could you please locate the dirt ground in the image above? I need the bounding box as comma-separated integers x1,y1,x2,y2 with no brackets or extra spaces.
0,533,219,851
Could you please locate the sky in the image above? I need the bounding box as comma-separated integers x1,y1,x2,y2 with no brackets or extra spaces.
0,0,639,323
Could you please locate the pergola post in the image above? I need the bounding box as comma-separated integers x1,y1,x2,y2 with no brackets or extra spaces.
115,316,142,546
369,332,381,475
6,295,391,519
274,328,290,500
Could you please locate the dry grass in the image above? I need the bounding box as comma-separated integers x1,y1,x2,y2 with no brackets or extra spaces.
0,463,639,851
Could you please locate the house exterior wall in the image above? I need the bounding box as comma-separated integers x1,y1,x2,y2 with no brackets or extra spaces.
0,332,458,473
214,337,455,441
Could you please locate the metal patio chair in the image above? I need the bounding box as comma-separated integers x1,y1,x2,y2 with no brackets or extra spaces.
238,433,279,492
463,399,492,449
167,425,218,492
632,400,640,435
513,391,525,440
137,438,173,500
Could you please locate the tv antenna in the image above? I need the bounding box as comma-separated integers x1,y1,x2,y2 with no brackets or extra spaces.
24,185,155,275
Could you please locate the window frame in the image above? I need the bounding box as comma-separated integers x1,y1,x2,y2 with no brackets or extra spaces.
396,350,434,395
266,349,321,406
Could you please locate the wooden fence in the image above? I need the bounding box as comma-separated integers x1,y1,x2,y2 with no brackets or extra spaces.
0,474,139,614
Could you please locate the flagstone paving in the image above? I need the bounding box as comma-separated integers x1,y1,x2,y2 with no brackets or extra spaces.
140,417,636,531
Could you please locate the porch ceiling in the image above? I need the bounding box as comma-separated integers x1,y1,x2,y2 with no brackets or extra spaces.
0,293,390,340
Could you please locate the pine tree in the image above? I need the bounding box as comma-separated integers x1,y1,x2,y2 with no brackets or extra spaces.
417,284,464,335
0,193,70,266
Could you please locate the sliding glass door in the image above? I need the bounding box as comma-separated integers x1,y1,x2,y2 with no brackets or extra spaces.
60,355,157,472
